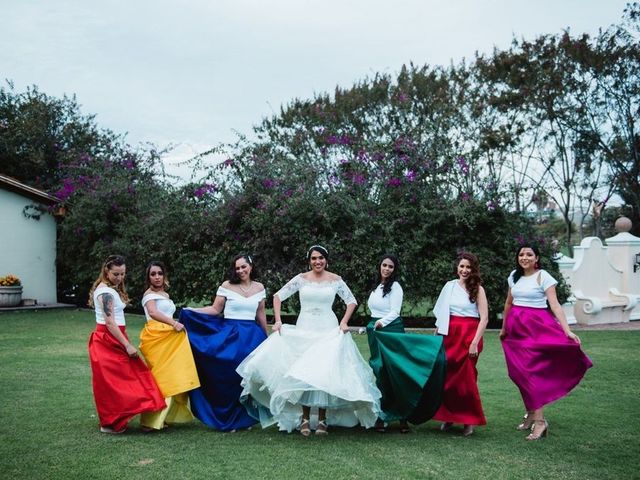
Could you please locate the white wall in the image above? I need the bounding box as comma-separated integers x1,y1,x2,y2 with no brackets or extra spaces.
0,189,57,303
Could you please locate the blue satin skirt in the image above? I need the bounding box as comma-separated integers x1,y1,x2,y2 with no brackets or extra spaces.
179,309,267,431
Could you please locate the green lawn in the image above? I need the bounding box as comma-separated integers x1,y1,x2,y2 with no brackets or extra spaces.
0,310,638,480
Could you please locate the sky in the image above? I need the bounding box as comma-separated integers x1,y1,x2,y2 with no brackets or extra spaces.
1,0,632,176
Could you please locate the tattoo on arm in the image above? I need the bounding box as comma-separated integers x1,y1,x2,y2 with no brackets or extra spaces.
101,293,114,318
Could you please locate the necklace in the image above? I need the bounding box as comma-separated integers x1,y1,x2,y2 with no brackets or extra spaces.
239,281,253,293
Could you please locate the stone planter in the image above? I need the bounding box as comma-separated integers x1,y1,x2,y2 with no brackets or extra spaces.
0,286,23,307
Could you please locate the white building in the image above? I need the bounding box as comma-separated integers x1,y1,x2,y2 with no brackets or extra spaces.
0,174,61,304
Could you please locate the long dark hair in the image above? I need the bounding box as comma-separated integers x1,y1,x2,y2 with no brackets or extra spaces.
512,244,542,284
88,255,129,307
456,252,482,303
369,253,400,297
144,260,170,290
228,254,258,284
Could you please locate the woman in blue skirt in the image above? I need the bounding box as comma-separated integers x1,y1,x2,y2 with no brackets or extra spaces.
180,254,268,431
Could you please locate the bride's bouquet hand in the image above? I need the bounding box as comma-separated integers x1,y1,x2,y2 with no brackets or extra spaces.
272,320,283,335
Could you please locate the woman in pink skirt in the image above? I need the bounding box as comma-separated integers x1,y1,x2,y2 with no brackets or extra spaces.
500,244,592,440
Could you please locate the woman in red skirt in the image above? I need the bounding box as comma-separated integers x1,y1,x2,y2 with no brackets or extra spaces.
88,255,165,434
432,252,488,436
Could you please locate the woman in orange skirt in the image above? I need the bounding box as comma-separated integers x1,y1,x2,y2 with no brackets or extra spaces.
88,255,165,434
432,252,488,436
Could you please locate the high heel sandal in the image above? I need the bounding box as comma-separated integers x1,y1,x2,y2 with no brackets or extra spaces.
526,419,549,441
399,420,410,434
439,422,453,432
300,418,311,437
516,413,534,431
315,420,328,436
462,425,474,437
374,419,386,433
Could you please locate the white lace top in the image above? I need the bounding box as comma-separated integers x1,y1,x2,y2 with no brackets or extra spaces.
276,274,357,331
93,286,126,326
367,282,403,327
142,293,176,320
217,286,266,320
508,269,558,308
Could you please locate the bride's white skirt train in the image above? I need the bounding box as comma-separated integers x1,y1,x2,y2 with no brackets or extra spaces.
237,324,381,432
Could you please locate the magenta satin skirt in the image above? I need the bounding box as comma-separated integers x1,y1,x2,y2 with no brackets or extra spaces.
501,306,593,411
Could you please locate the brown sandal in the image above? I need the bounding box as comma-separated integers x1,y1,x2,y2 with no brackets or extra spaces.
315,420,328,435
300,418,311,437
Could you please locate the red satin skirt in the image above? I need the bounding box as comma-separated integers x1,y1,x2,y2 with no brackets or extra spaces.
433,316,486,426
88,324,166,431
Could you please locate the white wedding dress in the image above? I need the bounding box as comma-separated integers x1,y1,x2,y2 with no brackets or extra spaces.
236,274,381,432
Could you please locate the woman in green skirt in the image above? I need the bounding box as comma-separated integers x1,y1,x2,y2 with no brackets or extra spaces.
366,254,447,433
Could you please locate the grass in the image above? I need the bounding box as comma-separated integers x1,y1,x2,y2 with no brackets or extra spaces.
0,309,638,480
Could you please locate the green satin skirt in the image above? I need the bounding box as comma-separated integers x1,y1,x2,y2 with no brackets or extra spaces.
367,317,446,423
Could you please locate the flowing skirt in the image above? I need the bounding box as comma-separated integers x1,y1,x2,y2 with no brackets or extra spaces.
367,318,446,424
236,324,382,432
433,316,486,425
139,319,200,429
88,325,166,432
501,306,593,411
179,309,267,431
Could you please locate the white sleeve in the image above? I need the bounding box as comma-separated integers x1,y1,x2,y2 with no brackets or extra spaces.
336,279,357,306
507,270,516,288
275,275,303,302
540,270,558,291
433,281,454,335
378,283,403,327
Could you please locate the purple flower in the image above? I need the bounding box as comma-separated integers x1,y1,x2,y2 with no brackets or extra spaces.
328,175,341,186
397,92,409,103
486,200,496,211
194,183,218,198
262,178,276,189
456,156,470,175
352,173,366,185
326,135,338,145
56,179,76,201
460,192,470,201
386,177,402,187
224,158,234,167
124,159,136,170
405,170,416,182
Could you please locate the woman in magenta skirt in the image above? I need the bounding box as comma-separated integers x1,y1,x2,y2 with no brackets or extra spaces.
433,252,488,436
500,244,593,440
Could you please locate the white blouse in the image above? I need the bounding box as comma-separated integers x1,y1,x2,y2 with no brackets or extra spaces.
217,286,265,320
449,282,480,318
432,280,480,335
93,286,126,326
142,293,176,320
508,269,557,308
367,282,403,327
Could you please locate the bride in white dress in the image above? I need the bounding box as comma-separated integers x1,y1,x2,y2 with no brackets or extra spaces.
236,245,381,435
